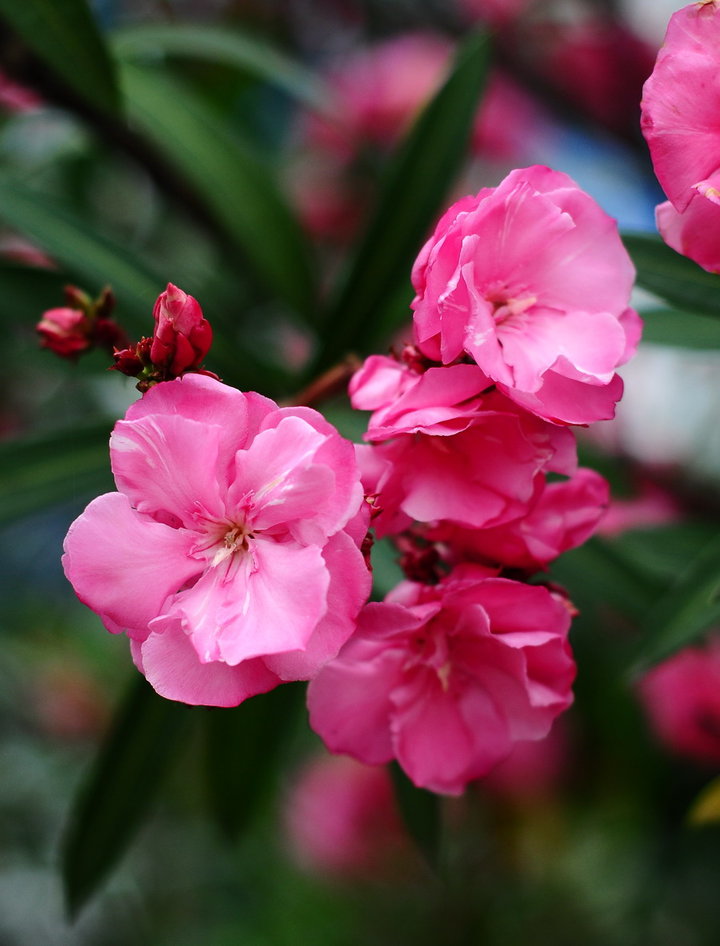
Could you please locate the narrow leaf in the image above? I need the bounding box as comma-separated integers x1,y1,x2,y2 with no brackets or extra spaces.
0,0,120,114
62,677,193,918
0,176,164,325
112,23,330,114
313,30,491,372
205,682,305,841
0,422,112,527
389,762,441,869
628,532,720,677
119,62,317,320
640,307,720,349
624,233,720,317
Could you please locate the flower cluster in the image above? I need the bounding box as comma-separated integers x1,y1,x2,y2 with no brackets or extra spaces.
62,164,640,796
308,166,640,794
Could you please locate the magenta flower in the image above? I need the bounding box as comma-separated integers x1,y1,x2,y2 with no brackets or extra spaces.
308,568,575,795
351,355,576,537
641,2,720,272
638,637,720,767
410,165,641,424
62,374,371,706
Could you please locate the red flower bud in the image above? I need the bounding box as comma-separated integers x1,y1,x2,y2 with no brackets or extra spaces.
37,307,93,357
150,283,212,375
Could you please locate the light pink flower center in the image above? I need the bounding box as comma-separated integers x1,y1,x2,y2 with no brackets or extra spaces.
484,286,537,325
407,622,453,690
191,512,257,577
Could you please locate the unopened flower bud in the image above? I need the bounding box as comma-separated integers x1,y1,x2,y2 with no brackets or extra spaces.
150,283,212,375
37,307,93,357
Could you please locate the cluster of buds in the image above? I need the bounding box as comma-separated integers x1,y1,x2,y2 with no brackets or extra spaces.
111,284,216,391
37,285,126,358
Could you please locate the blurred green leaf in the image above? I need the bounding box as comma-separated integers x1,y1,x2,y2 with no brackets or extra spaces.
119,62,317,321
629,532,720,677
62,676,194,918
640,307,720,348
0,421,112,527
0,261,66,324
624,234,720,317
0,0,121,114
313,30,491,372
0,176,164,325
389,762,441,869
204,682,305,842
112,23,330,115
550,536,661,623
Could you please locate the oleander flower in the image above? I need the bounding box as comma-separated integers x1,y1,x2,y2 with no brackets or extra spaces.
641,1,720,272
62,374,371,706
410,165,641,424
308,567,575,795
638,637,720,767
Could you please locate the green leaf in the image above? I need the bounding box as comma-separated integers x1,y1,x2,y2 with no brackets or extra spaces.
62,677,194,918
389,762,442,869
0,261,66,325
313,30,491,372
119,61,317,320
204,682,305,841
112,23,329,115
0,421,112,527
0,176,165,326
624,233,720,317
638,307,720,349
628,532,720,677
0,0,120,114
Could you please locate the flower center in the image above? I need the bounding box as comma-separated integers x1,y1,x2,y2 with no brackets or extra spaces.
210,523,254,567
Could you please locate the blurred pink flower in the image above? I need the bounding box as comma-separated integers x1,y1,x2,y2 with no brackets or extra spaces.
597,480,681,537
638,638,720,766
458,0,532,28
284,753,404,877
308,568,575,795
0,69,42,113
63,374,370,706
411,166,641,424
37,307,93,357
641,1,720,272
481,717,570,803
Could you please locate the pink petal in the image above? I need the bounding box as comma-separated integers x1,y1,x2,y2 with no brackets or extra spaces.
62,492,200,638
131,627,280,707
111,413,226,527
164,540,330,666
265,530,371,680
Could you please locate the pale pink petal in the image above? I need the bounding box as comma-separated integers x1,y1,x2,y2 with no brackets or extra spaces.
131,626,280,707
502,371,624,425
62,493,199,638
265,530,372,680
165,539,329,666
656,195,720,274
111,413,226,527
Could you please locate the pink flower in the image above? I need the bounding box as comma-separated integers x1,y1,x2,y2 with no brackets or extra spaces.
641,1,720,272
308,568,575,795
62,374,371,706
410,166,641,424
151,283,212,375
284,753,404,877
355,384,576,538
37,307,92,357
597,479,681,537
638,637,720,767
425,468,609,572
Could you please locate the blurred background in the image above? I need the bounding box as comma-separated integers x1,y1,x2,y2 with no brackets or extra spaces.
7,0,720,943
